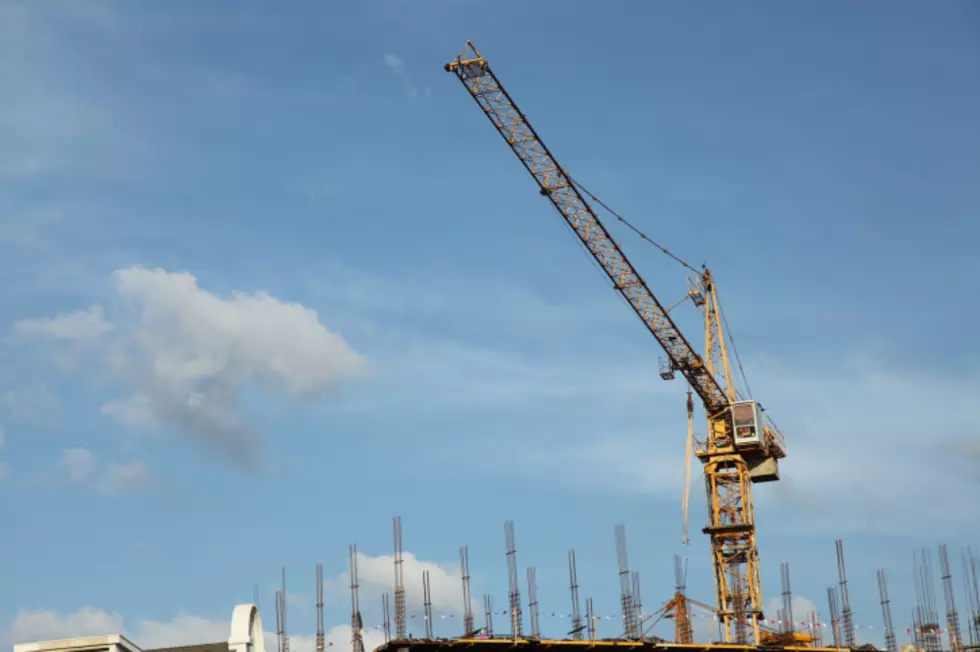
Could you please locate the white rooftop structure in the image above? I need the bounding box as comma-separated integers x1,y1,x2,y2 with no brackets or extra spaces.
13,604,266,652
14,635,142,652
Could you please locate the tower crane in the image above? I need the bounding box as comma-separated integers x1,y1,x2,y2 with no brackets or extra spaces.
445,42,787,645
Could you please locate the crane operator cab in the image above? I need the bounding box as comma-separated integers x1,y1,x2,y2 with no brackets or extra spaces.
732,400,764,446
731,399,784,483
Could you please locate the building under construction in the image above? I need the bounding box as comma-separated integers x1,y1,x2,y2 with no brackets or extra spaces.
330,518,977,652
13,534,980,652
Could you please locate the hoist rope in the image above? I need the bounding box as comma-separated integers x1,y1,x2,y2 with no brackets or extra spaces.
569,173,758,403
567,176,702,277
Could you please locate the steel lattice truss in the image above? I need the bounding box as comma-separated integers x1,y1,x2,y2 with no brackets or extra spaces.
704,456,762,640
445,42,729,419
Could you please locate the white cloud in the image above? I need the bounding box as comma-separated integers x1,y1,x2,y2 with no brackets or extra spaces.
383,53,403,71
18,266,368,469
327,551,475,621
764,595,819,630
448,353,980,537
110,267,365,394
100,395,154,428
133,613,231,648
47,447,152,495
13,304,114,340
2,384,59,424
746,358,980,535
382,53,419,100
7,607,126,645
59,447,96,483
2,606,385,652
100,460,153,494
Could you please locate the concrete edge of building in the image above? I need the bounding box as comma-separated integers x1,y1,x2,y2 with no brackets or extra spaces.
15,634,143,652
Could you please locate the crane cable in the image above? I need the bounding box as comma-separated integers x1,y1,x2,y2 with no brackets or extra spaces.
567,175,703,278
568,173,758,402
715,290,754,401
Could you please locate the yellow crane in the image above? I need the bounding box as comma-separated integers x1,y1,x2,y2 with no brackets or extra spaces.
445,42,787,645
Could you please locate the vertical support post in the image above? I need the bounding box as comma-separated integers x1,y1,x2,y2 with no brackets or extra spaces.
586,597,596,642
780,562,794,634
350,544,365,652
940,544,964,652
393,517,406,640
484,594,495,638
569,551,584,640
632,571,643,635
615,524,637,639
827,586,841,650
280,568,289,652
527,567,540,638
316,564,325,652
382,593,391,643
461,546,475,635
422,570,434,639
878,568,897,652
836,540,856,648
505,521,523,639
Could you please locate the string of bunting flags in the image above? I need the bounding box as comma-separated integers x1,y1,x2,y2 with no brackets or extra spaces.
370,611,912,632
300,610,936,649
313,608,932,647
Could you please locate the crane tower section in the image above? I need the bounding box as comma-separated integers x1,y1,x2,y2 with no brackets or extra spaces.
445,41,787,644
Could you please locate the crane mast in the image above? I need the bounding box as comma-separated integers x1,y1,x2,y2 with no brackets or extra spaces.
445,41,786,645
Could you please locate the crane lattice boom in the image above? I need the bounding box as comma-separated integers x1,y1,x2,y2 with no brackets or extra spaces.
444,43,728,418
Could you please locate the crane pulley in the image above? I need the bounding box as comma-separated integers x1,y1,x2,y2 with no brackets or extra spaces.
445,41,787,645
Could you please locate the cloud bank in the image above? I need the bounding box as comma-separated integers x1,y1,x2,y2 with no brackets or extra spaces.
326,551,476,619
14,266,367,468
2,606,384,652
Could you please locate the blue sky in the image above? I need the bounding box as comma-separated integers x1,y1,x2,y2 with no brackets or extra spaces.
2,0,979,650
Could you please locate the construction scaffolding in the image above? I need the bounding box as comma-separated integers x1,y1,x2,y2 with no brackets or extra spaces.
836,540,856,649
461,545,475,636
351,544,365,652
876,569,897,652
393,516,407,640
568,550,585,641
258,513,980,652
505,520,524,639
915,548,943,652
616,524,639,640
